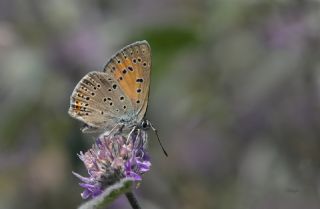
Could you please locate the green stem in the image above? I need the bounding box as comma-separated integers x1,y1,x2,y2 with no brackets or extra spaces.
125,192,141,209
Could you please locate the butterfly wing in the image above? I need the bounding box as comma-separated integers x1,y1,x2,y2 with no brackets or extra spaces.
103,40,151,123
68,71,134,132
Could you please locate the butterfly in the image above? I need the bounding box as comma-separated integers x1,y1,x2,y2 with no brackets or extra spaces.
68,40,167,155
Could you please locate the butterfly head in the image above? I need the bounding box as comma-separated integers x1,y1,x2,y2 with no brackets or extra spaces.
137,119,168,157
140,119,151,131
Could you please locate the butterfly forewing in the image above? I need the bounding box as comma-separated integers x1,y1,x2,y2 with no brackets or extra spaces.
103,41,151,122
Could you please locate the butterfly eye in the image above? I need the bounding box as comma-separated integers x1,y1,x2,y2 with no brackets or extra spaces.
142,120,150,129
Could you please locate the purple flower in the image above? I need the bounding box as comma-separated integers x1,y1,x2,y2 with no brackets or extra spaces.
73,130,151,199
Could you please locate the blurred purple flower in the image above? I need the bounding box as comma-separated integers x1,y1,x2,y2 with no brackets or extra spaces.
73,130,151,199
267,21,305,48
264,14,311,49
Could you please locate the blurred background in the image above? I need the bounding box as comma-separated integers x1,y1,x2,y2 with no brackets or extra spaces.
1,0,320,208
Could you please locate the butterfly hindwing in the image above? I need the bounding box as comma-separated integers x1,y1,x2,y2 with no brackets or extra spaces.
68,71,134,131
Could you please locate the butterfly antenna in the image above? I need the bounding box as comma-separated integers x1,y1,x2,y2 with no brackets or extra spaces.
149,123,168,157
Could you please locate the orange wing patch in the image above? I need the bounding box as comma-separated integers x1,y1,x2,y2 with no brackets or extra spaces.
111,54,142,102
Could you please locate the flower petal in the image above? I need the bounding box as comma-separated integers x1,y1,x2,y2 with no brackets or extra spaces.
72,171,92,184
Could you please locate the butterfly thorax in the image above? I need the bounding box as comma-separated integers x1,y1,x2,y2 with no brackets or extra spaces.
116,118,150,133
118,114,143,129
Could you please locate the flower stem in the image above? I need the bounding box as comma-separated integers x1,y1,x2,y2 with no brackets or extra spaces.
125,192,141,209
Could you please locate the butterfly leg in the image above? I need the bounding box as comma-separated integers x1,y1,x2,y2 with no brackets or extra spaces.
108,123,125,136
126,126,138,144
81,124,102,133
136,128,148,149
